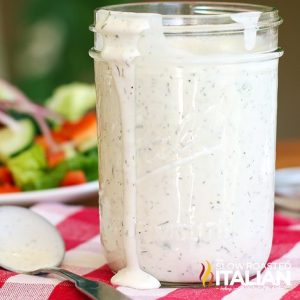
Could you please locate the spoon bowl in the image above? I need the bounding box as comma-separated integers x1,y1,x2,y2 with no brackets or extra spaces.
0,206,65,272
0,206,129,300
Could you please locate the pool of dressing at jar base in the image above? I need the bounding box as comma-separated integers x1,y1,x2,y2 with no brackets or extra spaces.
111,267,161,289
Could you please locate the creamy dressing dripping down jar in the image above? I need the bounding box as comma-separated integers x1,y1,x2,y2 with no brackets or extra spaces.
89,2,283,289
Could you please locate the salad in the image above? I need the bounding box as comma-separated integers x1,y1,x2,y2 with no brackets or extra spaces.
0,80,98,193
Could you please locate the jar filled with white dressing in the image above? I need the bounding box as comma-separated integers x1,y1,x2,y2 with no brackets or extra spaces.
89,2,283,289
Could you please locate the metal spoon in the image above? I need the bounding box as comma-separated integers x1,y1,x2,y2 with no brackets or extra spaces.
0,206,129,300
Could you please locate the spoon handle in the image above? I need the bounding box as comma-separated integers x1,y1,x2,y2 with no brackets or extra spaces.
30,267,130,300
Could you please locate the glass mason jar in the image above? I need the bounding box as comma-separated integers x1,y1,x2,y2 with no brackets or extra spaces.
90,2,283,287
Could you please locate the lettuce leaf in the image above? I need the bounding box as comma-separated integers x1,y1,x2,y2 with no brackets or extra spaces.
8,145,98,191
65,147,98,181
7,144,47,189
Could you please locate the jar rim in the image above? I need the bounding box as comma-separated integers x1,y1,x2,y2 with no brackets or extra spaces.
94,1,282,33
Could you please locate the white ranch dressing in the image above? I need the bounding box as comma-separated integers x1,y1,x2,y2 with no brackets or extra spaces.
94,8,280,290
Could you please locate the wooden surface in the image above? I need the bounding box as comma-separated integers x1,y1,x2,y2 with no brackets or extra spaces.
276,139,300,169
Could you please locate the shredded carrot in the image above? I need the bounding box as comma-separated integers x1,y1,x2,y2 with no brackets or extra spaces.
60,112,97,143
0,183,21,193
47,150,65,168
60,171,87,187
0,167,13,184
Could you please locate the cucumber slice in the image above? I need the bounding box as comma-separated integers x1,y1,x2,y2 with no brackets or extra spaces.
0,119,35,161
46,83,96,121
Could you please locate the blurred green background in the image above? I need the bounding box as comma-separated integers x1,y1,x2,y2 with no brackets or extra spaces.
0,0,124,102
0,1,299,138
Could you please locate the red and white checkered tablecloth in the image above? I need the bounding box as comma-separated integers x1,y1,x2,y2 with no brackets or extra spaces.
0,203,300,300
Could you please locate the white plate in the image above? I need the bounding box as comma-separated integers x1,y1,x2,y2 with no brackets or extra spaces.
275,168,300,214
0,181,99,205
275,167,300,197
